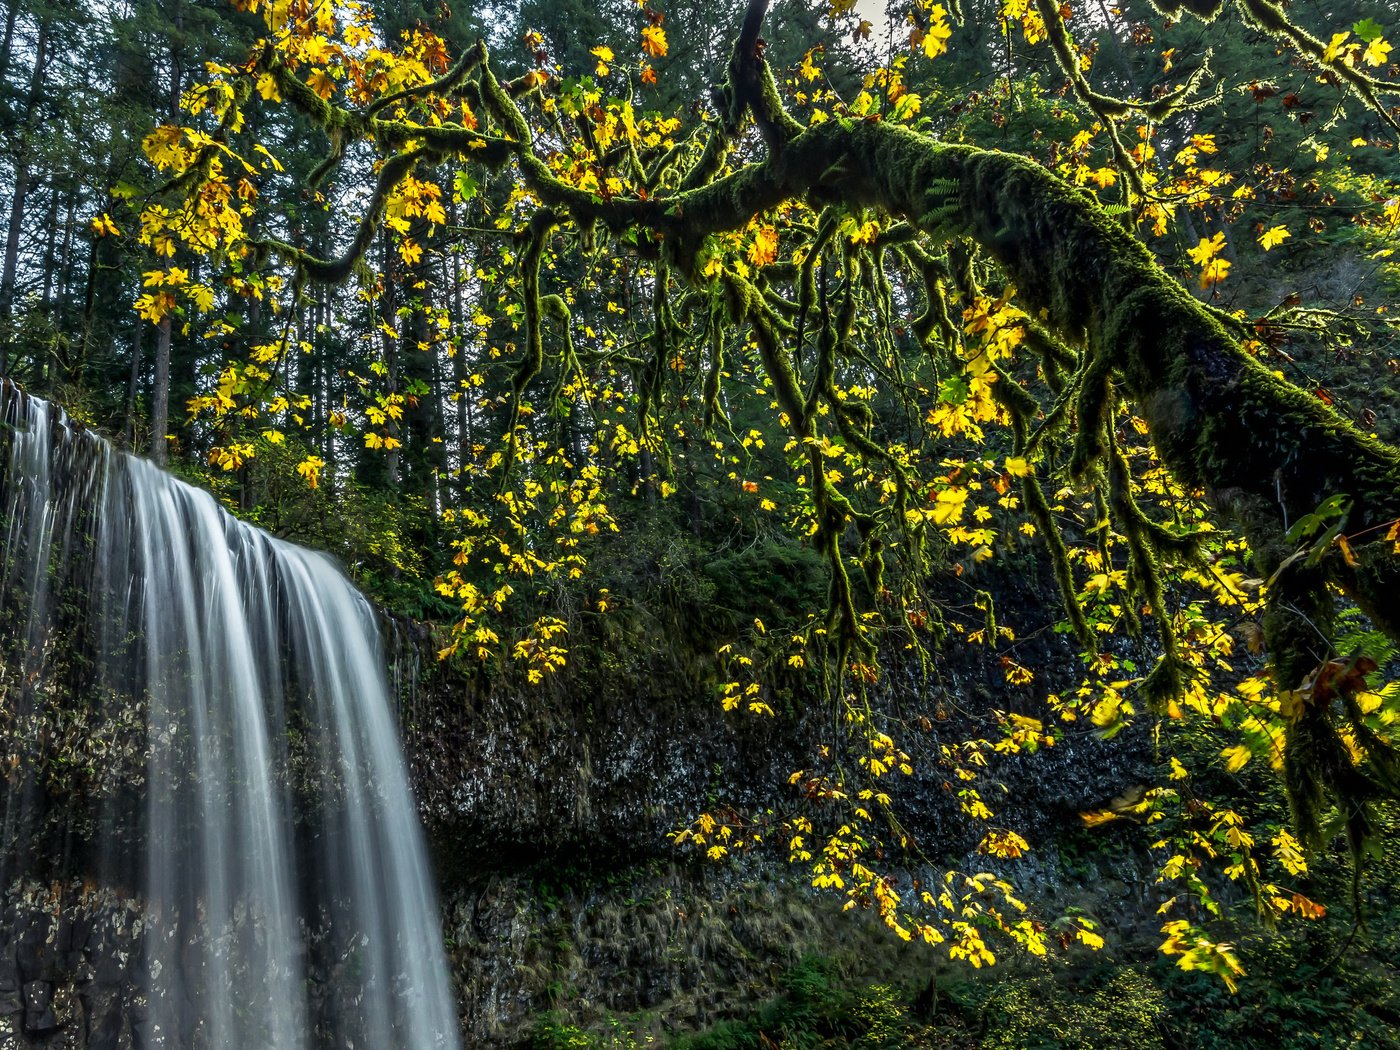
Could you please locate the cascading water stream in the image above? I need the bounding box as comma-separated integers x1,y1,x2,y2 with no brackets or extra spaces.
0,382,460,1048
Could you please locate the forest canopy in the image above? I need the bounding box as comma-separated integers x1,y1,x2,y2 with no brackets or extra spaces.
6,0,1400,984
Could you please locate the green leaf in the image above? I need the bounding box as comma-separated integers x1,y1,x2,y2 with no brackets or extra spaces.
1285,492,1351,545
937,375,969,404
1353,17,1384,42
453,170,478,203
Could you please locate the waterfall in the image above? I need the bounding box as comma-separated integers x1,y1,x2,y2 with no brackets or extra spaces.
0,383,460,1048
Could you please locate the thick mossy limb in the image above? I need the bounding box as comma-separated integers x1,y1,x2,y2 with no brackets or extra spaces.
794,213,837,369
1024,371,1082,461
1068,353,1114,483
1023,471,1094,648
746,48,804,151
916,141,1400,628
701,303,728,430
478,56,534,144
363,43,486,120
513,210,557,399
1022,319,1079,394
1264,564,1349,851
1149,0,1226,17
258,147,428,285
901,244,959,356
986,357,1039,425
1238,0,1400,135
238,11,1400,715
266,57,366,137
1106,431,1182,708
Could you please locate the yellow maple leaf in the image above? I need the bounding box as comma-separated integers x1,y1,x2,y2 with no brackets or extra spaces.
929,487,967,525
133,291,174,323
640,25,667,58
142,125,188,171
90,212,122,237
1199,257,1230,289
1088,167,1117,188
188,284,215,312
1364,36,1393,67
1221,744,1251,773
1186,231,1225,266
296,455,325,489
1323,30,1352,64
307,69,335,100
1257,225,1291,250
921,5,953,59
978,829,1029,859
746,226,778,267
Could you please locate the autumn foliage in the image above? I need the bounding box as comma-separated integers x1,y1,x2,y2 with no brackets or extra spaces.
97,0,1400,987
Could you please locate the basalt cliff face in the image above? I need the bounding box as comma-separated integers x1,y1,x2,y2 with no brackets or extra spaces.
396,594,1154,1044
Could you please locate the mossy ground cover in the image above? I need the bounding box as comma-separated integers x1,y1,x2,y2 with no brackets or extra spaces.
530,918,1400,1050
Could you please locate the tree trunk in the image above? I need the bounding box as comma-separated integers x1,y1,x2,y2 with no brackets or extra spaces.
36,189,60,391
150,316,171,465
125,317,144,448
0,0,20,87
147,1,184,458
0,19,51,377
149,316,170,464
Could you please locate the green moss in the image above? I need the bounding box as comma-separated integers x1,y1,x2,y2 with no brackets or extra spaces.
704,541,826,627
